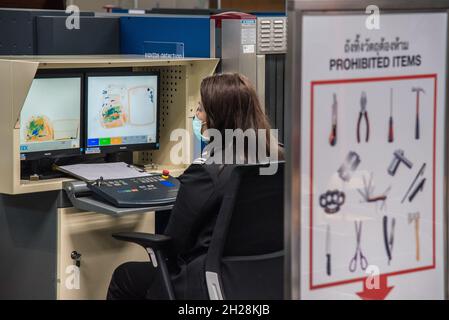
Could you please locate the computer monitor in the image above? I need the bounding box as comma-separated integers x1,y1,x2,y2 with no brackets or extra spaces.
19,73,83,161
85,71,160,154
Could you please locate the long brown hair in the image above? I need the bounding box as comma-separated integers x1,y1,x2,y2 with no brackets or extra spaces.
200,73,282,160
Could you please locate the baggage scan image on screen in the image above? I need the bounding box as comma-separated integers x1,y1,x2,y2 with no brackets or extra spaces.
19,76,82,158
86,73,158,153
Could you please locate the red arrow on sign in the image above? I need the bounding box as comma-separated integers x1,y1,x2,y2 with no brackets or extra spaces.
356,274,394,300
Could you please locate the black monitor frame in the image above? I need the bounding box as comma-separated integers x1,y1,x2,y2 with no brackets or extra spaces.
84,70,160,155
19,71,84,161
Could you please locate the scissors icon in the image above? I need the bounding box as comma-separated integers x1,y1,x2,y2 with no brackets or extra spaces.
349,221,368,272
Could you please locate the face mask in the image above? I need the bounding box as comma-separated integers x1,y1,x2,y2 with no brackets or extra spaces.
193,116,210,143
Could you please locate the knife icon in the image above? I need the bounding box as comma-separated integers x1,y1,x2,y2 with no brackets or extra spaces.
326,224,331,276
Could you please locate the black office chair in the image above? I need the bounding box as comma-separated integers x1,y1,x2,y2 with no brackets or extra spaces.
112,162,284,300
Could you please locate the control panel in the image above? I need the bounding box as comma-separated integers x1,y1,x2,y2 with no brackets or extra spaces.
87,170,180,208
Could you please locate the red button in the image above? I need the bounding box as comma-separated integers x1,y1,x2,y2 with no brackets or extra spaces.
162,170,170,177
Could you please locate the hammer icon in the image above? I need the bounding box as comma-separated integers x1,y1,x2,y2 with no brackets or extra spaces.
412,87,425,140
408,212,420,261
388,149,413,176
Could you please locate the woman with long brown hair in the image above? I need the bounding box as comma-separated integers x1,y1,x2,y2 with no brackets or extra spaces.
196,73,282,163
107,73,283,300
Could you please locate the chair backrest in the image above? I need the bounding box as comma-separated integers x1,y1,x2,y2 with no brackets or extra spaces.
205,162,284,300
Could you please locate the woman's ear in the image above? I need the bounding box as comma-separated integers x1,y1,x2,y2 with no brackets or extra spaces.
198,112,207,124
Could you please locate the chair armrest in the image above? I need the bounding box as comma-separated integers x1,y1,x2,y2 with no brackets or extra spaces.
112,232,172,251
113,232,176,300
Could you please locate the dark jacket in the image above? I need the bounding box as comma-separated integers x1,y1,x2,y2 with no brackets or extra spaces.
163,161,233,299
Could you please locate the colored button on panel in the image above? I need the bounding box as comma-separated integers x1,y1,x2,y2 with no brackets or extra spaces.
100,138,111,146
111,137,123,145
160,181,175,188
87,138,100,147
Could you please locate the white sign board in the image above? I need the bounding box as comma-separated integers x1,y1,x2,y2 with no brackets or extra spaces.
300,12,447,299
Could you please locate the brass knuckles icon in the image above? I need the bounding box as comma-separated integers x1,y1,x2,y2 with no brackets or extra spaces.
319,190,346,214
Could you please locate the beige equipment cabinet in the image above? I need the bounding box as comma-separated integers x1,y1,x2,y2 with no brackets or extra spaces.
0,55,218,300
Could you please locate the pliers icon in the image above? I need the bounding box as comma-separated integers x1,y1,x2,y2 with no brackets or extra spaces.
357,92,370,143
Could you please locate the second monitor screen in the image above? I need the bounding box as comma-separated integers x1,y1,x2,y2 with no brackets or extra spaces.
86,73,159,153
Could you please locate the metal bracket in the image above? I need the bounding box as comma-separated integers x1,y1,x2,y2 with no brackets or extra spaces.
205,271,224,300
146,248,158,268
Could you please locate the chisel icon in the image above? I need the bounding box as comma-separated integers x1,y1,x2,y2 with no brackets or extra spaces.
388,88,394,143
409,178,426,202
412,87,425,140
